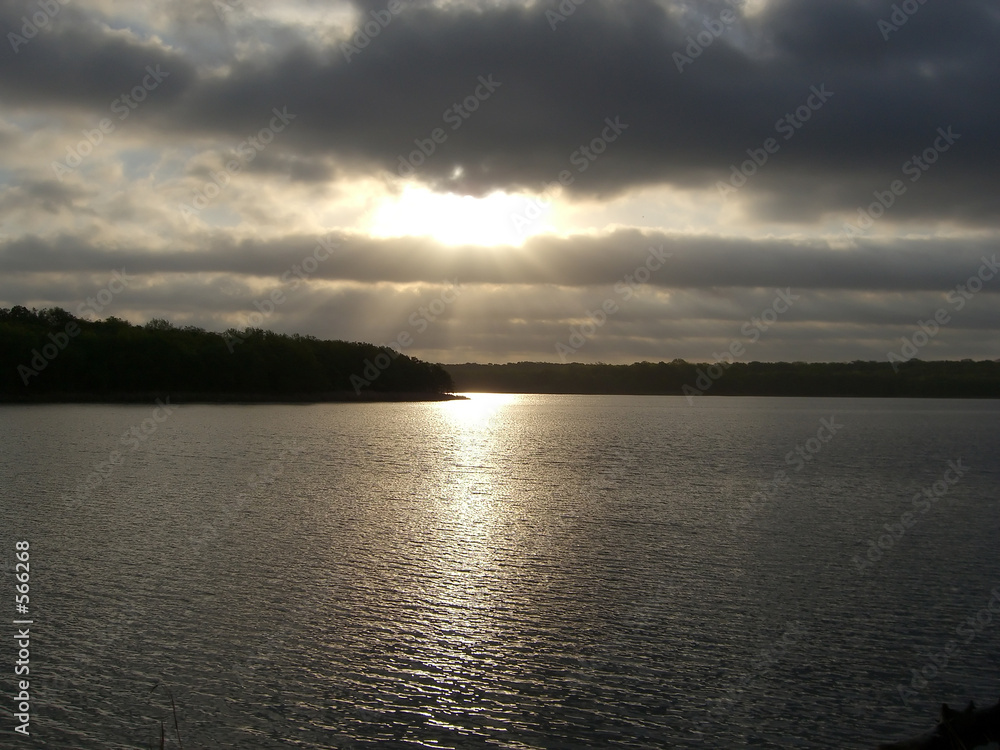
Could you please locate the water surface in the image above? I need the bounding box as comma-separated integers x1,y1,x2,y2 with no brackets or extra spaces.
1,396,998,748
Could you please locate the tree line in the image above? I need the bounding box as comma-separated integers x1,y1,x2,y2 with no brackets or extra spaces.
444,359,1000,398
4,306,996,400
0,307,453,401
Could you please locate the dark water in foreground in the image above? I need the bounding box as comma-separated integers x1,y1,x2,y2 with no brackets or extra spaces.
1,395,999,748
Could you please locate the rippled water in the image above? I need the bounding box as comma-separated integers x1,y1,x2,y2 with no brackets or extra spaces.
1,395,999,749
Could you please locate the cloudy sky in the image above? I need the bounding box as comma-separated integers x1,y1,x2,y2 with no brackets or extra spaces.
1,0,998,364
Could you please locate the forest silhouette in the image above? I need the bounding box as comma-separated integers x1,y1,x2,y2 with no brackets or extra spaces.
445,359,1000,398
1,307,453,401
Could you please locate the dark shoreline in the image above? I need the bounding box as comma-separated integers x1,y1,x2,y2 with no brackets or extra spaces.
444,360,1000,399
0,391,468,405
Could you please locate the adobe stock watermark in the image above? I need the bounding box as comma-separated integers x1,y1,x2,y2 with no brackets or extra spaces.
732,416,844,529
224,233,340,353
341,0,406,62
17,269,134,385
546,0,588,30
717,84,834,198
567,116,628,173
396,76,502,177
886,255,998,371
350,280,462,393
231,630,283,687
189,441,303,554
508,115,629,236
878,0,931,42
852,459,968,575
29,600,147,709
554,245,671,362
896,585,1000,707
179,106,296,221
683,288,800,402
51,65,170,180
62,399,179,511
672,0,746,73
842,126,960,240
709,621,807,716
212,0,245,22
7,0,69,53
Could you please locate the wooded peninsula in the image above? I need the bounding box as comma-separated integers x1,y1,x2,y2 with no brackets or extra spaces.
0,307,454,402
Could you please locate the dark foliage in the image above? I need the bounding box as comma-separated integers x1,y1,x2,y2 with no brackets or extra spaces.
0,307,453,400
446,359,1000,398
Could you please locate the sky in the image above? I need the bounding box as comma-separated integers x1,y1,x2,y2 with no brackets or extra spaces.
0,0,998,365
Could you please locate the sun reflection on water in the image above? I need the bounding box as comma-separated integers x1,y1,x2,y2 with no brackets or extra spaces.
432,392,521,505
440,392,522,429
405,393,526,725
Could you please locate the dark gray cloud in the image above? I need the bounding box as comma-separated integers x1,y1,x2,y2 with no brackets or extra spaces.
1,229,997,293
2,0,997,220
0,4,196,113
0,179,93,214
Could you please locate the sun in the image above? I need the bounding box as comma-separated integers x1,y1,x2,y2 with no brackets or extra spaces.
366,185,553,246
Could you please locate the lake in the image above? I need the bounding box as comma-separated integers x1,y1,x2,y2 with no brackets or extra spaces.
1,395,998,748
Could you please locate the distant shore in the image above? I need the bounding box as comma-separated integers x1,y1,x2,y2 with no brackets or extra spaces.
0,391,468,405
444,360,1000,399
